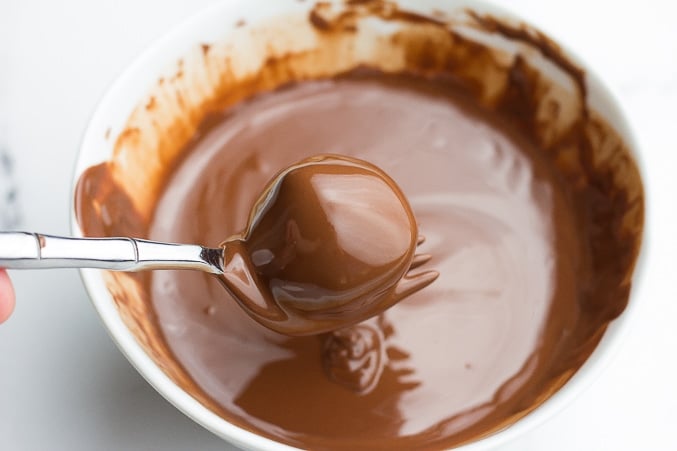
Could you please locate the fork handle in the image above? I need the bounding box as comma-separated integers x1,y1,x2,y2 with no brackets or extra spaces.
0,232,221,273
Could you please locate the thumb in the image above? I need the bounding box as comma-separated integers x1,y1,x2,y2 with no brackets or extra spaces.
0,269,16,324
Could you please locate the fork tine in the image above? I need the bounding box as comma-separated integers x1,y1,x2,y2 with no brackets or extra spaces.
417,235,425,246
409,253,432,270
392,269,439,303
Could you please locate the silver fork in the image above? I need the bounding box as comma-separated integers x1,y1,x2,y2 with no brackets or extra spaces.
0,231,437,335
0,232,434,274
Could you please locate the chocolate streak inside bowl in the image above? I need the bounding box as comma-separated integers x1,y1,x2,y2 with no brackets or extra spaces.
74,1,643,449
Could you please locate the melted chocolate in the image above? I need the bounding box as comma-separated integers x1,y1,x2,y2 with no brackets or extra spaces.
144,75,586,448
74,3,643,449
217,154,437,336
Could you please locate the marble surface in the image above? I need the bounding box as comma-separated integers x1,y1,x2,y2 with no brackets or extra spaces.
1,0,676,449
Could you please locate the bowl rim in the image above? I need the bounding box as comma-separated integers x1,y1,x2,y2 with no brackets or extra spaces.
70,0,648,449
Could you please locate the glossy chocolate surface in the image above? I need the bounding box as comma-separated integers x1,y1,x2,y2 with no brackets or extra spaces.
145,75,589,448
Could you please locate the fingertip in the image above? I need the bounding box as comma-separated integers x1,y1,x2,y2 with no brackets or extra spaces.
0,269,16,324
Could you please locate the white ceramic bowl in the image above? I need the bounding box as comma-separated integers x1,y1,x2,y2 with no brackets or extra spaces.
71,1,645,449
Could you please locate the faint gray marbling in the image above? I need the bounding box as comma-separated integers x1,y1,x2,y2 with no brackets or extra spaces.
0,143,21,229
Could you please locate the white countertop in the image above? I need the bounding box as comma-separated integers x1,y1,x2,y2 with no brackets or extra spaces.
1,1,676,449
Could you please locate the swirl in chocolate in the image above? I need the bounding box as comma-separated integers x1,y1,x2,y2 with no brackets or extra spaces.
322,316,387,394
